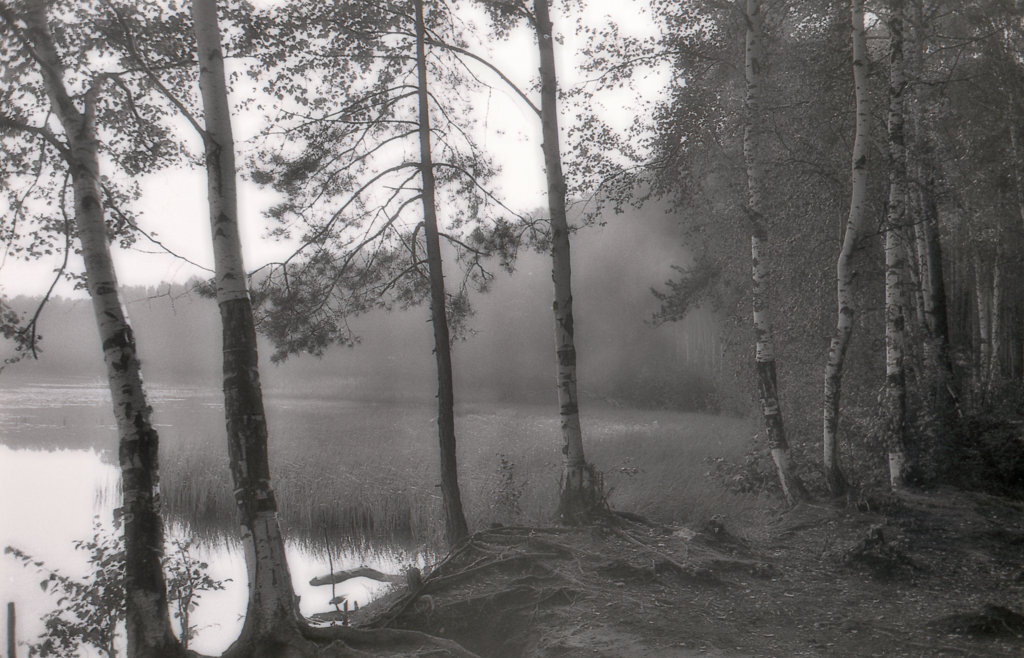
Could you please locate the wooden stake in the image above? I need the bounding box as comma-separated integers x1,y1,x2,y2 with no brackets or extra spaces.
7,601,15,658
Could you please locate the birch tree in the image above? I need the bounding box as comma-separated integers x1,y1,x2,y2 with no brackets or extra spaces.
530,0,604,522
883,0,910,489
177,2,474,652
191,1,309,650
743,0,807,505
0,3,183,655
821,0,871,498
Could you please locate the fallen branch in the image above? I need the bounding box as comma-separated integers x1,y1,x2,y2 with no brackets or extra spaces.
310,567,404,587
481,525,577,535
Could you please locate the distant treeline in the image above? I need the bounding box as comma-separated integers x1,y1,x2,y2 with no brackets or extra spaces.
3,207,723,411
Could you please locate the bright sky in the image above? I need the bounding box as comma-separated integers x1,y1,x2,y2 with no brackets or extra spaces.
1,1,665,298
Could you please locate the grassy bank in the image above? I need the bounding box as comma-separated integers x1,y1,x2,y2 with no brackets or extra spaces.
157,399,765,551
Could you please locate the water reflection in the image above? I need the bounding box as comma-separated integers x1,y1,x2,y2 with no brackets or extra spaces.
0,446,120,653
0,445,409,654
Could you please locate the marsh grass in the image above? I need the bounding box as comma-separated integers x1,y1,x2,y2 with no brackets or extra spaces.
25,385,765,551
155,398,766,552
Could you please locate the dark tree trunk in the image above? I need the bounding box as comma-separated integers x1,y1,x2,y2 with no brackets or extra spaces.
414,0,470,547
905,0,959,421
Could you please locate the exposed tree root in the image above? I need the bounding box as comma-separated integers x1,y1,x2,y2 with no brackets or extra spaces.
207,620,477,658
289,491,1024,656
934,605,1024,639
301,624,479,656
344,517,762,655
191,516,782,656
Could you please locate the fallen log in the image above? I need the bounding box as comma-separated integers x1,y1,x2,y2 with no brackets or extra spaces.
310,567,404,587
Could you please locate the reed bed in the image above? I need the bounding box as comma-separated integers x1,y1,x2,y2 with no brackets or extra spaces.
157,399,763,553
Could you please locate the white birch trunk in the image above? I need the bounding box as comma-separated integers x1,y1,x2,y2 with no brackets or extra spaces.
884,1,910,490
822,0,870,498
17,4,181,655
192,1,307,652
744,0,806,505
532,0,603,522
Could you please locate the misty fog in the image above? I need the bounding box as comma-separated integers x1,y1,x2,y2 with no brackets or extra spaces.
5,205,720,411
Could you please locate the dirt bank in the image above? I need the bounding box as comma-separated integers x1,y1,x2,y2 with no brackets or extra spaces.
331,488,1024,656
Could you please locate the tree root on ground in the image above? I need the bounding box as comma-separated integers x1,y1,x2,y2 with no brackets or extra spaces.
345,517,756,656
300,624,479,656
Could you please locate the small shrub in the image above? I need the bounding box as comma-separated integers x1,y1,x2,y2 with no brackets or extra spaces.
918,413,1024,498
706,439,780,497
5,517,123,658
164,537,229,649
706,431,825,498
487,453,526,524
6,517,228,657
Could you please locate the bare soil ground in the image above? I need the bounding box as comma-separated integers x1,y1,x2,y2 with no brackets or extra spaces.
337,487,1024,656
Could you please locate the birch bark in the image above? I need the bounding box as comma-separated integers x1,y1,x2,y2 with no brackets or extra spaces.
973,250,991,398
14,4,182,655
744,0,807,505
987,252,1002,396
822,0,870,498
884,0,910,489
532,0,603,522
414,0,470,546
192,1,307,652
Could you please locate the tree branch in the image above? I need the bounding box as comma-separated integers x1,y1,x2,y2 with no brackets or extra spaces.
17,172,74,360
0,113,69,159
100,181,214,274
424,37,540,117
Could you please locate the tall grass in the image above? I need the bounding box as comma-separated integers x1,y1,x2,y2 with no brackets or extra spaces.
156,399,766,552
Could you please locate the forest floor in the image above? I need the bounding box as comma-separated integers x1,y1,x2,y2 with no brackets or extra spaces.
335,486,1024,656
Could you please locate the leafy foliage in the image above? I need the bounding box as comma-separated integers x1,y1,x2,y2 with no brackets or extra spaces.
6,518,124,658
5,518,228,657
240,0,526,361
163,537,229,649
